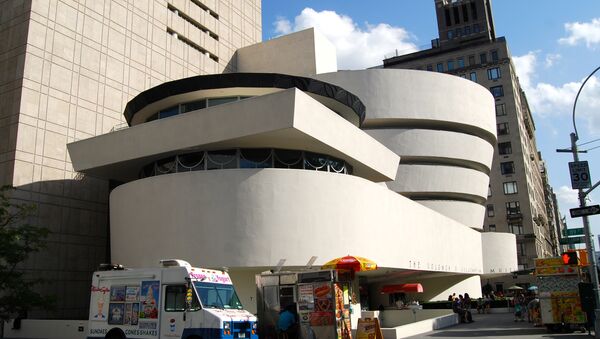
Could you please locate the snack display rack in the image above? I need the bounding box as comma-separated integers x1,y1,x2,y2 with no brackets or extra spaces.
256,270,353,339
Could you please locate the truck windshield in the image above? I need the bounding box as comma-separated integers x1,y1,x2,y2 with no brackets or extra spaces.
193,282,243,309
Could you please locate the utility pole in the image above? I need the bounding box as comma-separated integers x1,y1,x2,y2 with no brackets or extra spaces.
571,133,600,337
557,65,600,336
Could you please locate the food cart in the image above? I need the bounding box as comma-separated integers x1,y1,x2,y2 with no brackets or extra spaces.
256,270,353,339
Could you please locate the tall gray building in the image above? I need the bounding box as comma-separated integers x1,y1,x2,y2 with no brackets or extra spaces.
0,0,261,318
383,0,561,276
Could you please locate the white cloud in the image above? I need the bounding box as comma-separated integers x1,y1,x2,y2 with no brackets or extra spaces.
559,18,600,48
273,8,417,69
512,52,600,135
544,53,561,68
556,185,579,206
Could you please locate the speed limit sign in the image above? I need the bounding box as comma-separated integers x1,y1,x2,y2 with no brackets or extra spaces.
569,161,591,189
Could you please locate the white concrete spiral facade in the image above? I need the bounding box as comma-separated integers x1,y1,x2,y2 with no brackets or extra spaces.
110,169,484,274
315,70,496,230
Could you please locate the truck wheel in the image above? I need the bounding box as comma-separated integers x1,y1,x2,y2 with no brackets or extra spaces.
105,328,126,339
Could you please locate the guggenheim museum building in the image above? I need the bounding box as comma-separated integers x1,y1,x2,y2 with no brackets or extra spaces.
68,28,517,311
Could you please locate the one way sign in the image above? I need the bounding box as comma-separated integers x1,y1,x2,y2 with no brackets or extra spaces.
570,205,600,218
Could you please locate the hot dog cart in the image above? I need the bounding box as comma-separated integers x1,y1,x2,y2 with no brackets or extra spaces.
256,270,353,339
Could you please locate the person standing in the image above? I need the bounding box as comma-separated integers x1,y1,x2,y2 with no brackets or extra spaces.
277,304,298,339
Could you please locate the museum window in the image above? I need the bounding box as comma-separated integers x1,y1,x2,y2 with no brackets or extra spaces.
495,103,506,116
490,85,504,98
503,181,518,195
457,57,465,68
437,63,444,72
447,60,455,70
498,142,512,155
487,67,501,80
488,224,496,232
462,4,469,21
468,55,475,66
486,204,495,217
464,25,471,35
447,30,454,40
506,201,521,215
473,23,480,33
488,185,492,197
509,222,523,235
455,27,462,37
469,72,477,82
500,161,515,175
497,122,509,135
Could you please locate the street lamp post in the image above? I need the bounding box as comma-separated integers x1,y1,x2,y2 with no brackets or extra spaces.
563,65,600,337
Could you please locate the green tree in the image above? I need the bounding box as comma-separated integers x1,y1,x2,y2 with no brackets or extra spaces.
0,186,54,337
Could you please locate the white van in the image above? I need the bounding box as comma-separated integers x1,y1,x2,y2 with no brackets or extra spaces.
87,259,258,339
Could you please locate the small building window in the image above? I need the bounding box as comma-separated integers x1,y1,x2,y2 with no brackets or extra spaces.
491,50,499,62
468,55,475,66
448,60,455,70
509,222,523,235
471,2,478,20
445,8,452,27
495,103,506,116
462,4,469,22
455,27,462,37
453,6,460,24
473,23,480,33
487,204,495,217
437,63,444,72
490,85,504,97
498,142,512,155
464,25,471,35
457,57,465,68
480,52,487,64
447,30,454,40
500,161,515,175
506,201,521,215
470,72,477,82
488,185,492,197
497,122,509,135
489,224,496,232
503,181,518,194
487,67,501,80
427,64,433,71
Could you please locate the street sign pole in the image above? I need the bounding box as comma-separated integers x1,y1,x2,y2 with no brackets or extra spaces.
571,132,600,337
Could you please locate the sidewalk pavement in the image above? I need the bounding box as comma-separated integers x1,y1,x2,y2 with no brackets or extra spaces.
405,312,592,339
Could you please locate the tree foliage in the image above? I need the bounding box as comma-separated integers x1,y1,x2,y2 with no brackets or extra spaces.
0,186,54,323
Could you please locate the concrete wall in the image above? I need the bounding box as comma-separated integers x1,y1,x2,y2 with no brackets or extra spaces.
237,28,337,76
315,70,497,233
110,169,484,273
481,232,518,275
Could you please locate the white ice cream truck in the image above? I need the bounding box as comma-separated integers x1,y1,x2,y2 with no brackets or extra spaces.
87,259,258,339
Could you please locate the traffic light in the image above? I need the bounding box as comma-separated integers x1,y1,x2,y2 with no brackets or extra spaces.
562,251,579,265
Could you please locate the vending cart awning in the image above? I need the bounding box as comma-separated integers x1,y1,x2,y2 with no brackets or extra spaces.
380,283,424,294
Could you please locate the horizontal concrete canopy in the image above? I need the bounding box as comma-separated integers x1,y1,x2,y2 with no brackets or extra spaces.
68,88,399,182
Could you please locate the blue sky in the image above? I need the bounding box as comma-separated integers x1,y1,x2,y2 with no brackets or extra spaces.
262,1,600,246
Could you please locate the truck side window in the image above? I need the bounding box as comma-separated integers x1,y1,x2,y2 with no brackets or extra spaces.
165,285,186,312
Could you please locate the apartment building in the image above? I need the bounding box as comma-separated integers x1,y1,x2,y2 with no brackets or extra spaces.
383,0,559,273
0,0,261,318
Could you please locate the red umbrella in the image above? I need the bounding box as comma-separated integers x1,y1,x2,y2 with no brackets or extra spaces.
321,255,377,272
